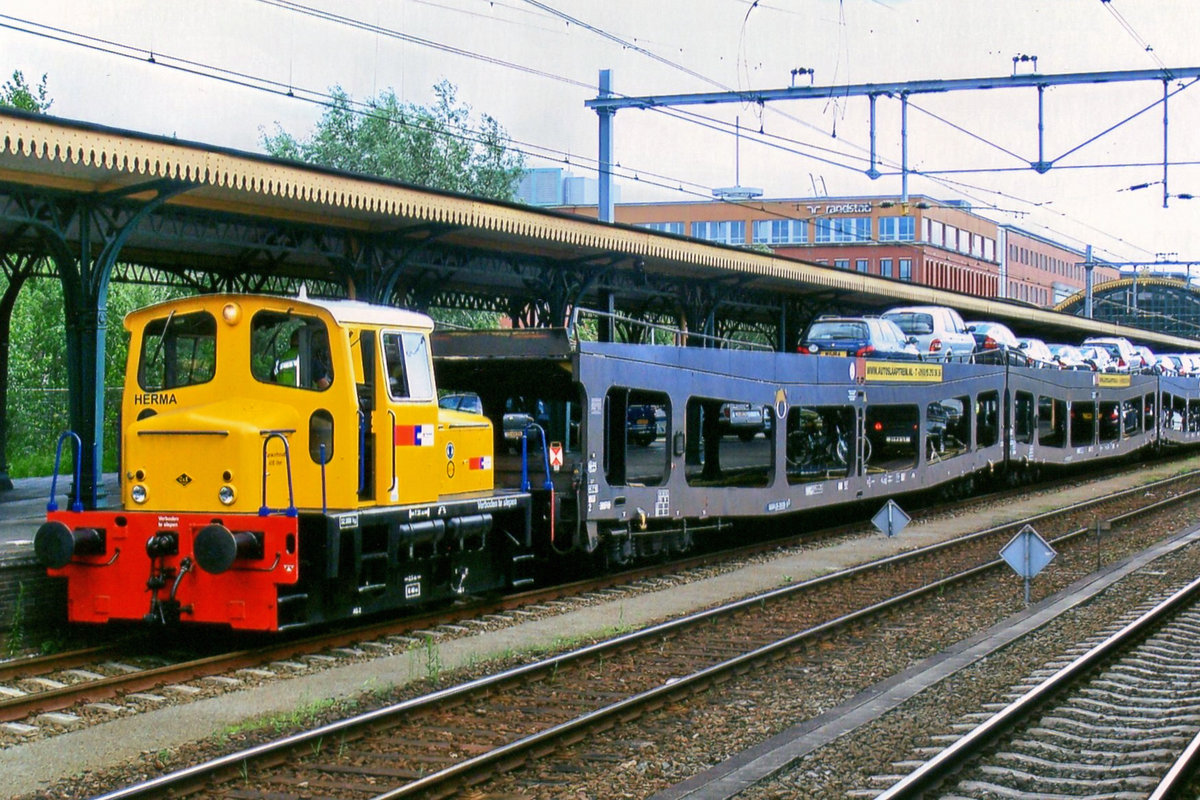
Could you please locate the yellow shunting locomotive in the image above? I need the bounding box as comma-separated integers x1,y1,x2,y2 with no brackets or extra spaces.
36,293,534,631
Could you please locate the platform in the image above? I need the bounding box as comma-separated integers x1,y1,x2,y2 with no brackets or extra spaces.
0,475,121,564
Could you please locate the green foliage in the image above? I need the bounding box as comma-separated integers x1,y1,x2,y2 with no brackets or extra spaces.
423,635,443,684
5,582,27,657
5,278,184,477
261,81,525,201
218,697,341,740
0,70,52,113
429,307,503,331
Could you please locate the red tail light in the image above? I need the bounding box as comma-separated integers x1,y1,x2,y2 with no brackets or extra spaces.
1117,358,1126,367
855,345,875,357
983,336,998,350
873,421,883,431
929,338,942,352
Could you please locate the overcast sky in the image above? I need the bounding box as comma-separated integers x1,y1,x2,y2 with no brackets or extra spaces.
3,0,1199,267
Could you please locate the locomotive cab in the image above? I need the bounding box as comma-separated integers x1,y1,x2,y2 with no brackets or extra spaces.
37,293,532,631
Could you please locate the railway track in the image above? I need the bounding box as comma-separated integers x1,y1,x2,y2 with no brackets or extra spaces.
1,456,1178,739
874,574,1200,799
79,466,1200,799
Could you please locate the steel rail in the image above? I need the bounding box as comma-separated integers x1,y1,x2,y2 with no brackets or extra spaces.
0,644,124,683
876,572,1200,799
88,470,1200,799
7,459,1168,725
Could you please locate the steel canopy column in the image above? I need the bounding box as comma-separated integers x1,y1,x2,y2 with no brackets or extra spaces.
51,182,192,508
0,254,35,492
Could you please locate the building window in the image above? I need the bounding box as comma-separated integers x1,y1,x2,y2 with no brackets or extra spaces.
640,221,684,235
691,220,746,245
930,220,945,247
880,258,893,278
878,216,915,242
984,238,995,261
855,258,869,273
815,216,872,243
899,259,912,282
835,258,850,270
752,219,807,244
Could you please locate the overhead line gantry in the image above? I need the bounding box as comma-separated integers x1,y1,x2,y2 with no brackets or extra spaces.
587,66,1200,220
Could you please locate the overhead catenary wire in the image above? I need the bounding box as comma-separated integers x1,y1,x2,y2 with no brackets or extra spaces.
0,7,1174,265
237,1,1188,262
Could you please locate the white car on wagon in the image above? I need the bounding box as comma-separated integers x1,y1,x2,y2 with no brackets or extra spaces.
882,305,976,362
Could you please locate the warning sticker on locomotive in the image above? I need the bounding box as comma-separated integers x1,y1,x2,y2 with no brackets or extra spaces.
1097,374,1132,388
863,361,943,383
394,424,435,446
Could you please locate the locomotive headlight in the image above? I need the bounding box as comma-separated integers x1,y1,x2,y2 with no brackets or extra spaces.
221,302,242,325
218,484,236,505
130,484,148,504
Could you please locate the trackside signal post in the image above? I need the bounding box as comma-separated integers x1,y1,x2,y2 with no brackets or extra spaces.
872,499,910,538
1001,524,1056,605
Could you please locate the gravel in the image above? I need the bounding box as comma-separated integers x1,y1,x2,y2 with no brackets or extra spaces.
8,461,1200,799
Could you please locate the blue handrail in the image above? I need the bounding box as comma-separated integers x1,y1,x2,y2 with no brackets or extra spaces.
519,423,554,492
259,433,298,518
47,431,83,513
319,443,328,516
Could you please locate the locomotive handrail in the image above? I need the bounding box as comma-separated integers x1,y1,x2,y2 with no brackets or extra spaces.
46,431,83,513
569,306,773,351
258,432,297,518
387,409,398,494
319,443,328,515
519,423,554,492
356,408,366,495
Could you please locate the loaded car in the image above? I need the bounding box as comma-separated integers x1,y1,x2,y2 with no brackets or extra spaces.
502,396,551,451
1082,337,1142,373
626,403,660,446
1133,345,1158,373
1078,345,1116,372
1016,338,1056,368
882,305,976,362
799,315,921,360
1046,344,1094,371
966,321,1026,366
438,391,484,414
719,402,767,441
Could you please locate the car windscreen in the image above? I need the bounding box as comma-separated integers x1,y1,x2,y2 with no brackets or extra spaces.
807,321,868,339
884,313,933,335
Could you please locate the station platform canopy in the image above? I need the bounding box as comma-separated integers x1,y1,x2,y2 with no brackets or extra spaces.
2,106,1198,353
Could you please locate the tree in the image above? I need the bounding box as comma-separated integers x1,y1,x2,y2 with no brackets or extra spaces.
1,70,52,113
262,81,525,201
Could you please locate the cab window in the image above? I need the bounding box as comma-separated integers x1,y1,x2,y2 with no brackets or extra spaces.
383,331,434,401
250,311,333,391
139,310,217,391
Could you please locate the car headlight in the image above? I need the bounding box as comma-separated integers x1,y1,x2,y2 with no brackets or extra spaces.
130,484,148,504
218,485,236,505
